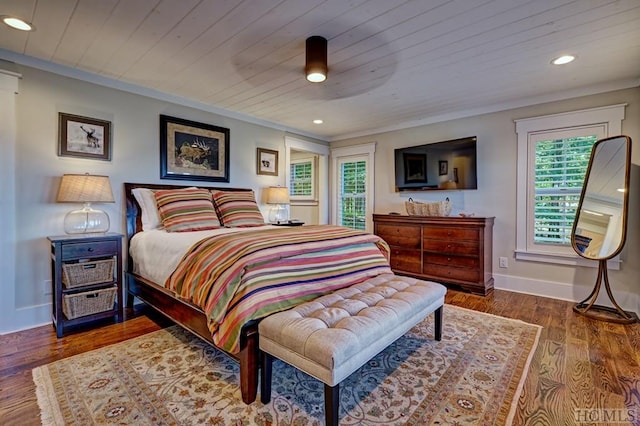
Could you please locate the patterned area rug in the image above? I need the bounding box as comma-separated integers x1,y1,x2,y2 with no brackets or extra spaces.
33,305,540,425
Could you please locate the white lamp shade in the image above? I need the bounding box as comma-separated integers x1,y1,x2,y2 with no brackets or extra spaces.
266,186,290,205
57,174,114,203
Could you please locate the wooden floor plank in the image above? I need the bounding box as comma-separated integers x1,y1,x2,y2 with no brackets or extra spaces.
1,289,639,425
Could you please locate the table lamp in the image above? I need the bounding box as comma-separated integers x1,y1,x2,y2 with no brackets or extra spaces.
57,173,115,234
265,186,290,223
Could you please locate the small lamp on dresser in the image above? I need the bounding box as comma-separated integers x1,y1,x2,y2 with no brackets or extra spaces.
265,186,290,223
57,173,115,234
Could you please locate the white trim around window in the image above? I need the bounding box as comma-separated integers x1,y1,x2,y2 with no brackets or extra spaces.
330,143,376,232
284,136,329,223
514,104,626,268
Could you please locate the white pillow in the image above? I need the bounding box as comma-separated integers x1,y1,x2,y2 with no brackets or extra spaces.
132,187,162,231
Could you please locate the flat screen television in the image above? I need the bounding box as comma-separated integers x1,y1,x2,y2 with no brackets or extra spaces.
394,136,477,191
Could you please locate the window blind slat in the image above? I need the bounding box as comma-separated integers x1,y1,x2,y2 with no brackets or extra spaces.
533,135,597,245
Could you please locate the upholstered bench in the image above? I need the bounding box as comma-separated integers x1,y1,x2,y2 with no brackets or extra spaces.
259,273,446,426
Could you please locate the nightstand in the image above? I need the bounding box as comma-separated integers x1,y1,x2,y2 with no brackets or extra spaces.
48,233,123,337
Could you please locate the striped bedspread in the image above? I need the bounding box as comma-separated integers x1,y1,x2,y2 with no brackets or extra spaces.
166,225,392,353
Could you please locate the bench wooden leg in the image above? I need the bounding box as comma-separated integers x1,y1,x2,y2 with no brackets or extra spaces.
324,383,339,426
261,351,273,403
434,305,443,341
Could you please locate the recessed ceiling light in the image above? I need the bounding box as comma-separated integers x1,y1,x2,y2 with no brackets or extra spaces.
552,55,575,65
313,119,323,124
1,15,35,31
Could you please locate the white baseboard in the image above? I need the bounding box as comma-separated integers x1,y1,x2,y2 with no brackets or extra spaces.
494,273,640,316
0,303,51,335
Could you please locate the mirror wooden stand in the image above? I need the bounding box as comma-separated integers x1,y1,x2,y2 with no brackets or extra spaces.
573,259,639,324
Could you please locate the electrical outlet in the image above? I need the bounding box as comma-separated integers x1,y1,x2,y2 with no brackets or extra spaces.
499,257,508,268
43,279,53,296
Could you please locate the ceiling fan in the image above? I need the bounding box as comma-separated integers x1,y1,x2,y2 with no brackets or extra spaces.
230,23,398,101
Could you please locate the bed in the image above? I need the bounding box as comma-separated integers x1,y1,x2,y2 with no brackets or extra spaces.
124,182,391,404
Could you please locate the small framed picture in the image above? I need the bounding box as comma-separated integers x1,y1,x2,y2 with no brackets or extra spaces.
439,160,448,176
58,113,111,161
257,148,278,176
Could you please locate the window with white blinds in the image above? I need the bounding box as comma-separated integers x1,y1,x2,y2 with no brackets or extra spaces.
515,104,625,265
338,159,367,230
289,159,314,199
533,136,597,246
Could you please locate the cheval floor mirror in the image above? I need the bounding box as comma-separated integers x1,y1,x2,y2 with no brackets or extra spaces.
571,135,638,324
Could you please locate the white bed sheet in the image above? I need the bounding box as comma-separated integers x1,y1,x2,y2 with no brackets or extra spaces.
129,225,275,286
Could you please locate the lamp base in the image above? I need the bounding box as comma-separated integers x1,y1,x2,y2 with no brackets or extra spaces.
64,203,110,234
269,205,289,224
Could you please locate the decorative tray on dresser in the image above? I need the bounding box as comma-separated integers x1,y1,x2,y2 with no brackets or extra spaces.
373,214,494,295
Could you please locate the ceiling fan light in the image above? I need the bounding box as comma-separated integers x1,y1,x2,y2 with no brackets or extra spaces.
306,72,326,83
305,36,327,83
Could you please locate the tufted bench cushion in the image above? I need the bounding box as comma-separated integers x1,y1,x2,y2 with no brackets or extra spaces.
259,273,446,426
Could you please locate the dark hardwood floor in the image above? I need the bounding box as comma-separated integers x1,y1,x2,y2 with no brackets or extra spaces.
1,289,638,425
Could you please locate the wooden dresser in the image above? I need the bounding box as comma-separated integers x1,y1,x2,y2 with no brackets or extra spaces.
373,214,494,295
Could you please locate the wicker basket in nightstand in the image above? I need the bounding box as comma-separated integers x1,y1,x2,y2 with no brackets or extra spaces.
62,258,115,288
63,287,117,319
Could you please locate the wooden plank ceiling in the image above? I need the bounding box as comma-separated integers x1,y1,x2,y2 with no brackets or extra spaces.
0,0,638,140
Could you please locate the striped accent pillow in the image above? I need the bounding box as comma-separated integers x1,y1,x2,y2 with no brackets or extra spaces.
154,188,221,232
211,190,265,227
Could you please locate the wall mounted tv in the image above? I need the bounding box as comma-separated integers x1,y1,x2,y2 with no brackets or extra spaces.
394,136,477,191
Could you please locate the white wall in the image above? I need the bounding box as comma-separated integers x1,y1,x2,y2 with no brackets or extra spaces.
331,87,640,313
1,65,325,333
0,68,19,333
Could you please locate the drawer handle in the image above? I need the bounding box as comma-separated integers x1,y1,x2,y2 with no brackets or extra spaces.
87,247,94,252
447,257,451,262
447,244,451,248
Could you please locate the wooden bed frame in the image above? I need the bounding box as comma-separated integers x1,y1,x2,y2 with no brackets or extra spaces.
124,182,260,404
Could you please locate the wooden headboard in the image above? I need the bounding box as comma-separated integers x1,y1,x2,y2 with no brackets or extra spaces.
124,182,253,240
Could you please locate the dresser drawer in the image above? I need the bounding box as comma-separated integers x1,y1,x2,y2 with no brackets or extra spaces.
389,248,422,274
61,240,118,260
425,253,479,269
376,224,421,248
423,239,479,255
423,226,479,240
424,263,479,282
